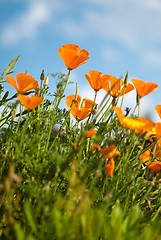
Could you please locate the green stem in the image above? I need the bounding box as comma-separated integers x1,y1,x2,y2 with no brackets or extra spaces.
87,90,97,124
19,113,29,150
45,69,71,152
16,102,22,133
132,103,137,116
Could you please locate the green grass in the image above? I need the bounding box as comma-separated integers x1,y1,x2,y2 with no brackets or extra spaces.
0,57,161,240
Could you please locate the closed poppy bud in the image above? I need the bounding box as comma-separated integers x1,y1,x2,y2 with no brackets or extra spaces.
104,158,115,177
44,74,49,86
124,71,128,86
84,128,96,139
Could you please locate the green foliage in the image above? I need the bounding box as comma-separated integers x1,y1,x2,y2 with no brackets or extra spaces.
0,57,161,239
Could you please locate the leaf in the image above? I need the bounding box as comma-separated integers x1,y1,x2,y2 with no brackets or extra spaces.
0,55,20,82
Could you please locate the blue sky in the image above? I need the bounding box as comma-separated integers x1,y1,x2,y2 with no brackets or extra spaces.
0,0,161,121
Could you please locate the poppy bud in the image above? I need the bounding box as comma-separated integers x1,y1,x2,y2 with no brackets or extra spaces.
44,74,49,86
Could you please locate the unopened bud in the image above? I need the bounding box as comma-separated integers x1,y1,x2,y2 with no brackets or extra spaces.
40,69,44,81
44,74,49,86
124,71,128,86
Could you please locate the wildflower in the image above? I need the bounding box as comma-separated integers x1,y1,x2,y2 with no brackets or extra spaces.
17,94,44,110
65,94,96,121
44,74,49,86
102,144,121,159
91,143,102,152
131,79,158,98
104,158,115,177
103,75,134,97
140,150,161,172
6,73,39,93
84,128,96,139
58,44,89,70
113,107,155,134
72,143,78,153
84,70,110,91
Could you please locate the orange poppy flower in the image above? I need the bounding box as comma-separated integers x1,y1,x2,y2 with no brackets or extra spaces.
84,70,110,91
57,44,89,70
72,143,78,153
103,75,134,97
91,143,102,152
17,94,44,110
140,150,161,172
6,73,39,93
102,144,121,159
113,107,155,134
104,158,115,177
65,94,96,121
84,128,96,139
131,79,158,98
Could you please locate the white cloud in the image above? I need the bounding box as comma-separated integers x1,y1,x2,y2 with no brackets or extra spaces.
60,0,161,52
141,49,161,68
1,0,62,46
101,46,121,63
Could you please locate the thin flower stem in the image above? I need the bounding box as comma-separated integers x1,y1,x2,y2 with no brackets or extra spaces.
138,103,140,116
87,90,97,124
16,102,22,133
45,70,71,152
49,88,78,151
95,96,111,123
86,138,90,155
19,112,29,150
120,87,126,108
132,103,137,116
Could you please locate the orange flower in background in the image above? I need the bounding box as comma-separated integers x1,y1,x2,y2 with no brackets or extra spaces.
104,158,115,177
91,143,102,152
72,143,78,153
17,94,44,110
102,144,121,159
90,144,120,176
131,79,158,98
84,70,110,91
65,94,81,109
113,107,155,134
155,105,161,119
140,150,161,172
6,73,39,93
84,128,96,139
103,75,134,97
65,94,96,121
58,44,89,70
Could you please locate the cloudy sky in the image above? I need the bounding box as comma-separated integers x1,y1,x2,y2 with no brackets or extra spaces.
0,0,161,121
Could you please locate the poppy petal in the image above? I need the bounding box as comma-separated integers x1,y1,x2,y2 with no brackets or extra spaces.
155,105,161,119
16,73,39,92
131,78,158,98
17,94,44,110
104,158,115,177
6,75,19,91
58,44,89,70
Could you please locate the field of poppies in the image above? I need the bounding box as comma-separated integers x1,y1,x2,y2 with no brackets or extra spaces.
0,44,161,239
